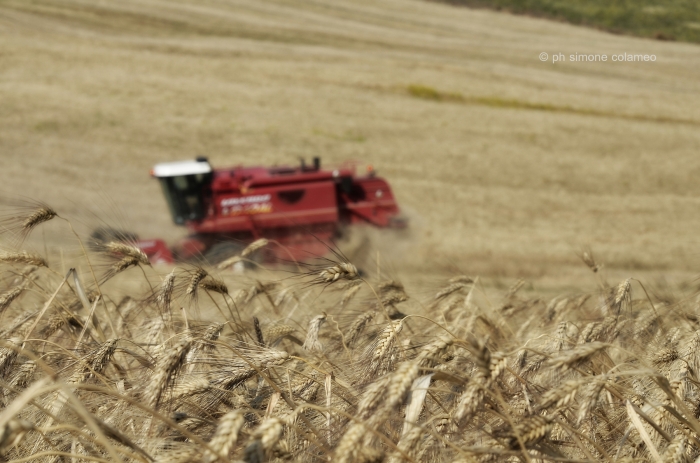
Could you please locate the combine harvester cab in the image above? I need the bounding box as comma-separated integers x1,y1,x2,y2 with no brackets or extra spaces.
139,157,405,264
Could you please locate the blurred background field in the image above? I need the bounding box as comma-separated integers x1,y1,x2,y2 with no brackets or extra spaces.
2,0,700,292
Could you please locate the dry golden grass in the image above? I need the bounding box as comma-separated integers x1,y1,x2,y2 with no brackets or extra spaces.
1,208,700,462
1,0,700,289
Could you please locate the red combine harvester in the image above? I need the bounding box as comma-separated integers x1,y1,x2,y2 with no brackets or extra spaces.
136,157,404,264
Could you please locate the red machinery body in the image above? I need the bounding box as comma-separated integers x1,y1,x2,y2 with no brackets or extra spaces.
140,158,404,263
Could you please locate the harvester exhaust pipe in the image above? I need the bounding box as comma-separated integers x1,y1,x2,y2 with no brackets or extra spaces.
313,157,320,170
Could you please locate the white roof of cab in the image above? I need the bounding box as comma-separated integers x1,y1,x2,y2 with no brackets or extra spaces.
152,160,212,177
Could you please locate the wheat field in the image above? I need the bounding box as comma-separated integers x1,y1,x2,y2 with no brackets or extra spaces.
2,0,700,461
1,206,700,462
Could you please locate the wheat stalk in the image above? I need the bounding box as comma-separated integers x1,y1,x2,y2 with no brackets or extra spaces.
145,337,193,409
22,207,57,233
185,268,208,299
546,342,608,371
264,324,297,346
156,270,176,312
243,417,284,463
508,414,553,447
100,241,149,265
346,311,375,347
0,251,47,267
319,262,358,283
242,238,269,257
203,410,245,462
367,320,403,375
302,314,326,352
0,287,23,313
0,338,21,379
200,276,229,295
435,282,469,300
